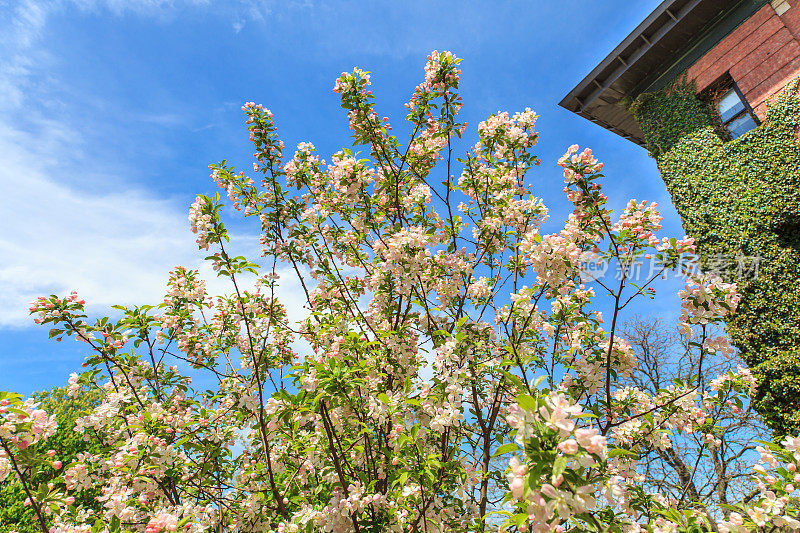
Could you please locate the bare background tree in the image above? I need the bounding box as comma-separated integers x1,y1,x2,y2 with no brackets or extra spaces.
622,317,768,517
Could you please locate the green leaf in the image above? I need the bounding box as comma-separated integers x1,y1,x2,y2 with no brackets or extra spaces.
396,472,409,487
607,447,638,459
500,370,527,392
552,455,567,480
492,442,520,458
516,393,537,412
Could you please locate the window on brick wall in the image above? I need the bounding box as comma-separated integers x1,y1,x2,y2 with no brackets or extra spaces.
716,84,760,139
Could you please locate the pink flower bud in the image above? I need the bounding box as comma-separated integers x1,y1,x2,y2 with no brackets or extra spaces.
53,461,62,469
510,477,525,500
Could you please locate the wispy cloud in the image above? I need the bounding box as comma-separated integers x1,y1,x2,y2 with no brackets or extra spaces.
0,92,310,327
1,0,281,43
70,0,212,17
0,0,306,327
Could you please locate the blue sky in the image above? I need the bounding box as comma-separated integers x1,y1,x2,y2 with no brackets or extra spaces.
0,0,689,395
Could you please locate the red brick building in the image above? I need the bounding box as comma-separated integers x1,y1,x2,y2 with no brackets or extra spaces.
560,0,800,434
560,0,800,146
687,0,800,120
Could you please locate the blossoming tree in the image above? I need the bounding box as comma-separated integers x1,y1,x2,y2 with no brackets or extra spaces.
0,386,103,533
2,51,799,533
620,318,771,512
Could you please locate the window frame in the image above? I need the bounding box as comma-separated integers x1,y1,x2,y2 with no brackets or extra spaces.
709,76,761,140
722,83,760,134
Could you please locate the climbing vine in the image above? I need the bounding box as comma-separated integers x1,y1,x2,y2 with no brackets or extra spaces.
632,78,800,435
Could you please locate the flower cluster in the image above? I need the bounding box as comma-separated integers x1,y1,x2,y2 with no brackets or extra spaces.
188,196,214,250
678,274,741,336
0,395,57,458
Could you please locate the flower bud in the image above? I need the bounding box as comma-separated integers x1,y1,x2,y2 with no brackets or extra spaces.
509,477,524,500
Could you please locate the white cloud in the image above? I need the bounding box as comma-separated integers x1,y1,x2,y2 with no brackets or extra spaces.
1,0,276,46
67,0,212,16
0,0,308,328
0,112,309,327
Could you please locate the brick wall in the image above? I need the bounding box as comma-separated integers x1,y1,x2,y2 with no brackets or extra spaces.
685,1,800,119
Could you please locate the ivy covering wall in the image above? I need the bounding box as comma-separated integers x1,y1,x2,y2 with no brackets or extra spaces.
631,78,800,436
